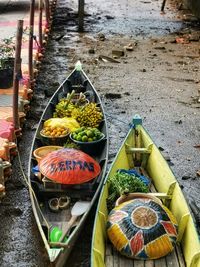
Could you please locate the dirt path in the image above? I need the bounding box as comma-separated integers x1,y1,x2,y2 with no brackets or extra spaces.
0,0,199,266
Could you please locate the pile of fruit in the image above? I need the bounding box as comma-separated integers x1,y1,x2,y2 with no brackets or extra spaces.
43,117,80,133
53,91,103,128
54,101,76,118
73,103,103,128
71,127,104,143
41,125,69,138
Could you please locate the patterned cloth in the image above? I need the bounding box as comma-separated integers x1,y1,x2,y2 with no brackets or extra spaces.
107,198,178,259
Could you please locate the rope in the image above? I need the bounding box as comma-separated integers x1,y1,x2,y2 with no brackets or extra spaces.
23,29,43,52
105,112,129,126
32,35,42,52
16,144,50,229
105,112,134,128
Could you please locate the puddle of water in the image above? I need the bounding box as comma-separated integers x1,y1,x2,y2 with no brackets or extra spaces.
63,0,185,37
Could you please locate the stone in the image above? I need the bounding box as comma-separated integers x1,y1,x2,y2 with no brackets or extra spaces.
88,48,95,54
104,93,122,99
105,15,114,20
112,49,125,58
98,33,105,41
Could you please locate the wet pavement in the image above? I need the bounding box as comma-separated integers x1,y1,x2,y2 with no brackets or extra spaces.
0,0,200,266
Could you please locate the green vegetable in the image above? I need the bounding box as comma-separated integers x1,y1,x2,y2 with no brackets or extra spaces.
107,171,149,209
82,136,88,142
71,127,103,142
64,140,80,149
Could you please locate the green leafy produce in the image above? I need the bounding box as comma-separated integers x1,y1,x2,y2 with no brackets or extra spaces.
107,171,149,208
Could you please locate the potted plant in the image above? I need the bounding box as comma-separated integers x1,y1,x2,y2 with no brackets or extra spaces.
0,37,15,89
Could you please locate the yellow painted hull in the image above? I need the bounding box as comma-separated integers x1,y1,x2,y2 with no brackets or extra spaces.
91,122,200,267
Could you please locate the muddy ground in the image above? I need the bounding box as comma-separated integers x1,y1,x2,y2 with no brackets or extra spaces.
0,0,200,266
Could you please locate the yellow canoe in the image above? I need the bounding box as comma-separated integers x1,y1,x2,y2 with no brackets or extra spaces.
91,115,200,267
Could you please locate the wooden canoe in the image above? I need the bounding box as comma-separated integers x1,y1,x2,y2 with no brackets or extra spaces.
28,62,108,267
91,115,200,267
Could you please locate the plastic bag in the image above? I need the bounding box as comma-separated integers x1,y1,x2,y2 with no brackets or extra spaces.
117,169,150,186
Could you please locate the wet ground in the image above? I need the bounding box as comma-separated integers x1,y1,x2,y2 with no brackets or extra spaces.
0,0,200,266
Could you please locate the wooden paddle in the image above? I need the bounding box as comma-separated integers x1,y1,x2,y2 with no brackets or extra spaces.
50,201,90,248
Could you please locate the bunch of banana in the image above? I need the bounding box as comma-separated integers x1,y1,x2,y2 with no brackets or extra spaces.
53,91,88,118
53,101,77,118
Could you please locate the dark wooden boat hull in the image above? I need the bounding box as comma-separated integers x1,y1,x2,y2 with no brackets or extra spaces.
28,63,108,266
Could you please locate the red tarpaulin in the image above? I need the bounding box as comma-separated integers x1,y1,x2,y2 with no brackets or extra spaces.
39,148,101,184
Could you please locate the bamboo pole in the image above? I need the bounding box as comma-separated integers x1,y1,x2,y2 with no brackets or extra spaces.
44,0,50,27
13,20,23,131
132,115,142,166
38,0,43,49
28,0,35,87
135,127,141,166
78,0,84,32
0,159,4,186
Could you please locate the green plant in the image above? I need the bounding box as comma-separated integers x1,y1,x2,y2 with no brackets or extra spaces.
107,171,149,210
0,37,15,68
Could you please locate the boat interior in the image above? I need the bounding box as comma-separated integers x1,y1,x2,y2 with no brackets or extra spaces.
29,70,108,246
104,169,186,267
92,123,200,267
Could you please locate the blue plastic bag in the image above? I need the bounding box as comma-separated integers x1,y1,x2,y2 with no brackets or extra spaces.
117,169,150,186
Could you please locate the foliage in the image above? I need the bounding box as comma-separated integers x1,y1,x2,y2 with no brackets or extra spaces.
107,171,149,209
0,37,15,69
